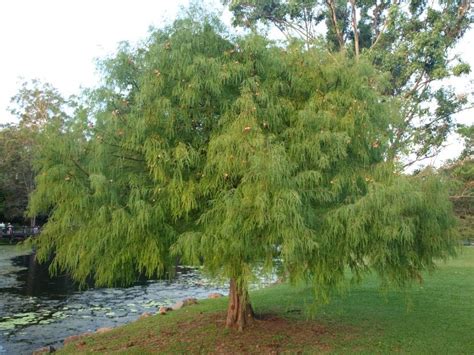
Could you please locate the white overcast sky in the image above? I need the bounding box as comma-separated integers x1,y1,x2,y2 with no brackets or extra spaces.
0,0,472,166
0,0,195,122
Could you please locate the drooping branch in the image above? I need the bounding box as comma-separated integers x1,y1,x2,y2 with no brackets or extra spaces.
71,159,90,178
112,154,145,163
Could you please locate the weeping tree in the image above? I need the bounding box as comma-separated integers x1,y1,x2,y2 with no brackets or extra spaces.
30,14,457,330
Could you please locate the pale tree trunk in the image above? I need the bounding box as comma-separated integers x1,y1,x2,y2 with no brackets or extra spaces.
326,0,345,50
349,0,360,60
226,278,254,331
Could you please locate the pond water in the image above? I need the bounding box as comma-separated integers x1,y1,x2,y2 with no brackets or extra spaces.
0,245,229,354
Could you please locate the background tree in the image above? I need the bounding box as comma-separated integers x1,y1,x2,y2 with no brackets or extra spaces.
30,13,457,330
0,124,36,223
441,124,473,243
456,123,473,160
0,80,68,225
9,80,68,130
224,0,473,167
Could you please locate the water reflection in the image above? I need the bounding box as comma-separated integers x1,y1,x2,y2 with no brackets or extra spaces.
12,253,76,298
0,246,227,355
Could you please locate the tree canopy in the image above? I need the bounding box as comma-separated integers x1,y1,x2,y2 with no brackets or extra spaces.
0,124,36,223
225,0,473,167
0,80,69,225
29,12,458,330
440,124,473,242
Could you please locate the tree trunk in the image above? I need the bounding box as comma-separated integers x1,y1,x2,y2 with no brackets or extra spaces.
226,278,254,331
349,0,360,60
326,0,345,50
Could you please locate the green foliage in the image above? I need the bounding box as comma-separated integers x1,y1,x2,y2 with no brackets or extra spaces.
0,125,34,222
456,123,473,160
0,180,5,216
225,0,473,166
0,80,69,224
439,128,473,242
30,14,457,310
452,62,470,76
9,79,67,129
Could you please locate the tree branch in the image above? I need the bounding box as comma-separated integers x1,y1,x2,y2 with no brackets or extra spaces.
326,0,345,50
401,151,440,169
112,154,145,163
404,69,426,99
270,16,316,43
370,1,399,50
71,159,90,178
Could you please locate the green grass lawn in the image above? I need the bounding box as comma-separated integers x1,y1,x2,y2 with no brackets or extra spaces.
61,247,474,354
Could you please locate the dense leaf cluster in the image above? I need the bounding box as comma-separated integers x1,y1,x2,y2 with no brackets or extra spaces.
225,0,473,167
0,81,68,224
29,16,457,306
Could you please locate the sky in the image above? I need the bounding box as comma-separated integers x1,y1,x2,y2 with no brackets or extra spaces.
0,0,194,121
0,0,472,167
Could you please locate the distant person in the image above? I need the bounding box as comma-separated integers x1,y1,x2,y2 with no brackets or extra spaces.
7,223,13,235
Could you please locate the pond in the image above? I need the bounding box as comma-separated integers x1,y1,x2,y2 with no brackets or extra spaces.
0,245,229,354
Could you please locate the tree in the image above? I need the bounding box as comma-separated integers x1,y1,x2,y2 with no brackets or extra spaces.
9,79,68,130
224,0,473,167
0,124,36,223
456,123,473,160
30,14,457,330
440,124,473,242
0,80,69,225
0,173,6,218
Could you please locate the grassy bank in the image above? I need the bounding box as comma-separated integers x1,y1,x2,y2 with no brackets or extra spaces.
61,247,474,354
